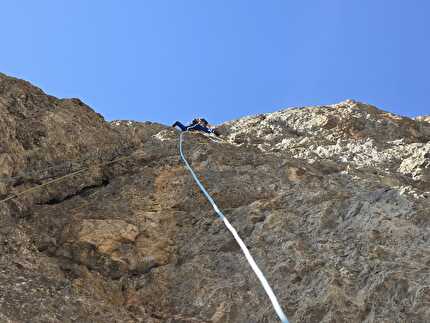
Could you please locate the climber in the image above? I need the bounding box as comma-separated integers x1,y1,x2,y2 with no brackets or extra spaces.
172,118,221,136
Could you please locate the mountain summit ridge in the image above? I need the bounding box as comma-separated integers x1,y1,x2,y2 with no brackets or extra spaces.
0,73,429,322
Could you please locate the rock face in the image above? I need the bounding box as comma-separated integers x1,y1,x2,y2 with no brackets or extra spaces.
0,73,429,323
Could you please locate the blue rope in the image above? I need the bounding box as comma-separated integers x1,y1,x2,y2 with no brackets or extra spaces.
179,131,289,323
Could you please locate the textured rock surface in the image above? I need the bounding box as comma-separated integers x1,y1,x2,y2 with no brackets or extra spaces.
0,73,429,322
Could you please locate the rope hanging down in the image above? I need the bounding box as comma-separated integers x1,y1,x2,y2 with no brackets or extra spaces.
179,132,289,323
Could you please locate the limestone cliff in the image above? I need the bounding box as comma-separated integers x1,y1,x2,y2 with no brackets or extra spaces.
0,73,429,323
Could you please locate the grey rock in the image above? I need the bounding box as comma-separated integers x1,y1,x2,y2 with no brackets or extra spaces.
0,74,429,322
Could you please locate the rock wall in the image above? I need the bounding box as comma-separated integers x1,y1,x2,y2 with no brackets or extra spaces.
0,73,429,322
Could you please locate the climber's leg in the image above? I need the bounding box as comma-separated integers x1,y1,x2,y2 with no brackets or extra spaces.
172,121,188,131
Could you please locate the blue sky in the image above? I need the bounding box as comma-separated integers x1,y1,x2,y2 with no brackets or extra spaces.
1,1,429,125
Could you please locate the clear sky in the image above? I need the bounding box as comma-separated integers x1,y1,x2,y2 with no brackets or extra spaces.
1,1,429,125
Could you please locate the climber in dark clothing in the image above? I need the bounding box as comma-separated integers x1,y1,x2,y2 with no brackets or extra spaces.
172,118,221,136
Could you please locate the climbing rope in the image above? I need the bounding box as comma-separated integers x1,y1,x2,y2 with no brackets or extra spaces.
179,131,289,323
0,150,144,204
0,143,134,184
1,126,289,321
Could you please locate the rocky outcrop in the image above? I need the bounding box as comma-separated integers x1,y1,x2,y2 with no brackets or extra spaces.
416,115,430,123
0,73,429,322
